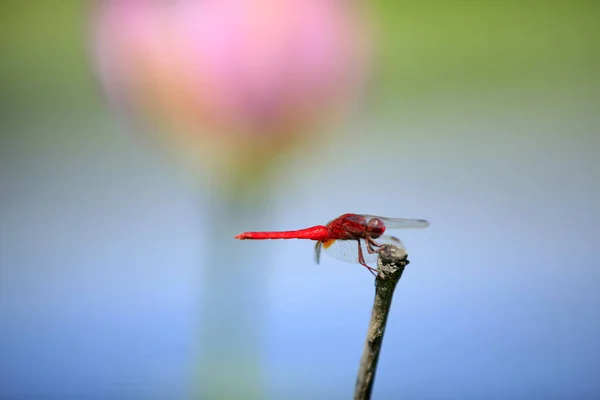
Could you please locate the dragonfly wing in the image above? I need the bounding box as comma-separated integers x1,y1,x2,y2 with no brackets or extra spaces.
314,241,322,264
322,239,362,264
322,236,407,265
360,215,430,229
375,235,408,257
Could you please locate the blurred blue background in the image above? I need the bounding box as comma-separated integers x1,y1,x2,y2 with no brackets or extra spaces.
1,1,599,399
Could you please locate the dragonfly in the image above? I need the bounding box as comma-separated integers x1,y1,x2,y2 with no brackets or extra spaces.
235,213,429,274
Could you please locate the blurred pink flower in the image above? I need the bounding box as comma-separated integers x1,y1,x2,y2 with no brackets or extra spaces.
93,0,370,174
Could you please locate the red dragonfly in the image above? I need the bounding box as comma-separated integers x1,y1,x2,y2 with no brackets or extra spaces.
235,213,429,274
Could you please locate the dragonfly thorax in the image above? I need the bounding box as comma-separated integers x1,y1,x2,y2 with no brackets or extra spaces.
326,214,387,241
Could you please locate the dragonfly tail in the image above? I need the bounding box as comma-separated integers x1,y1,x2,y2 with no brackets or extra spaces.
235,225,329,241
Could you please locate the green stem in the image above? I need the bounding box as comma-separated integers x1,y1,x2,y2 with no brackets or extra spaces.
195,185,270,400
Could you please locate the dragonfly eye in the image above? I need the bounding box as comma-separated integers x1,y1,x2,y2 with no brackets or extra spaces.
367,218,385,238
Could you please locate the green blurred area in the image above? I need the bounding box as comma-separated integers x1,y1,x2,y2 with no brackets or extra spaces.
1,1,598,118
0,2,95,117
373,1,599,99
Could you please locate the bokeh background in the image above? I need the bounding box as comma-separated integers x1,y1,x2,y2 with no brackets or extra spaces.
1,1,599,399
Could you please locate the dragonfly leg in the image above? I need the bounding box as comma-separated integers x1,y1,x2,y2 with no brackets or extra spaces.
357,240,377,276
365,236,382,254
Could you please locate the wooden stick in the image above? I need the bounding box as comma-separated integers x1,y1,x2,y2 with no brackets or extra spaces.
354,244,409,400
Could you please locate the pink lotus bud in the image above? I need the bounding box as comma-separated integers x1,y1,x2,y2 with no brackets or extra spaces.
92,0,370,174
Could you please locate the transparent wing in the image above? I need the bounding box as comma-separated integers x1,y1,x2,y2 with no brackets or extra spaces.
359,215,430,229
314,241,322,264
319,235,407,265
322,239,361,264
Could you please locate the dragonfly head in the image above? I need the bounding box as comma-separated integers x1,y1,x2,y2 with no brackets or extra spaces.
366,217,386,239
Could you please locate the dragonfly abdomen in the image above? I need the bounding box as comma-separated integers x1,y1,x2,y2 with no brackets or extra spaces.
235,225,329,241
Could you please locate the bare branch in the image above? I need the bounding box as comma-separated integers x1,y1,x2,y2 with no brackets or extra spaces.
354,245,409,400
